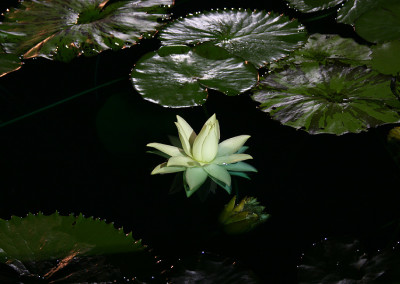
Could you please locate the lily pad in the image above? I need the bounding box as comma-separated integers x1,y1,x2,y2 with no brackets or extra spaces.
286,0,344,13
0,212,156,282
337,0,396,25
271,33,372,70
0,52,21,77
370,40,400,75
252,64,400,135
0,0,173,61
131,45,258,107
159,9,307,68
354,1,400,43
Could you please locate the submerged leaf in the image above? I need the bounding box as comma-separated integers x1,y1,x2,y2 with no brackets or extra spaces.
131,45,258,107
0,213,155,282
159,9,306,67
0,0,173,61
252,64,400,135
286,0,344,13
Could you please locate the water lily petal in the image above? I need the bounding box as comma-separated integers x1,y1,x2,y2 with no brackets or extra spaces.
167,156,199,167
217,135,250,156
151,162,186,175
147,142,185,157
204,164,231,186
192,114,219,162
185,167,208,192
175,115,197,157
223,161,258,172
213,154,253,165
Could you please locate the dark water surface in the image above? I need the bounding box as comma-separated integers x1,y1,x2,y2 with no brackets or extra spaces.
1,0,400,282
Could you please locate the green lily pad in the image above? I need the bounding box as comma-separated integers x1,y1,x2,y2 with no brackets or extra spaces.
252,64,400,135
0,212,155,282
159,9,307,68
0,0,173,61
0,52,21,77
286,0,344,13
354,1,400,43
370,40,400,75
131,45,258,107
271,33,372,70
336,0,396,25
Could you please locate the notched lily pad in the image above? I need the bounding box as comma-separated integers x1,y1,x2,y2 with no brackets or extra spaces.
159,9,307,68
271,33,372,70
0,0,173,61
354,0,400,43
131,45,258,107
0,212,156,282
252,64,400,135
286,0,344,13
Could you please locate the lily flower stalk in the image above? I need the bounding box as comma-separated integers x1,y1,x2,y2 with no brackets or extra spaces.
147,114,257,197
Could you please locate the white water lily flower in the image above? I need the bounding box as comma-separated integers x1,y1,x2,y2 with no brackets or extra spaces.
147,114,257,197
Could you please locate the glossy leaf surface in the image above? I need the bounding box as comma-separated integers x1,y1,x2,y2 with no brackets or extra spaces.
370,40,400,75
159,10,306,67
286,0,344,13
131,45,258,107
0,0,173,61
271,33,372,70
252,65,400,135
0,213,153,282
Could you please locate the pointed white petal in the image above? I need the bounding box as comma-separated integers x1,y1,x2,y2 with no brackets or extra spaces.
167,156,199,167
185,167,208,192
213,154,253,165
151,162,186,175
204,164,231,186
175,116,196,157
217,135,250,156
192,114,219,162
147,143,184,157
223,161,257,172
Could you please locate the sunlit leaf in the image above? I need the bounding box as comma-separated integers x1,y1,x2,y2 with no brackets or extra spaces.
370,40,400,75
286,0,344,13
252,64,400,135
271,33,372,70
0,212,156,282
159,9,306,68
0,0,173,61
354,1,400,43
131,45,258,107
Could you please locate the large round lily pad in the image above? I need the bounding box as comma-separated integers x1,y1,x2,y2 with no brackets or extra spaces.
354,1,400,43
131,45,258,107
286,0,344,13
0,0,173,61
0,212,156,282
252,64,400,135
271,33,372,70
159,9,306,68
371,40,400,76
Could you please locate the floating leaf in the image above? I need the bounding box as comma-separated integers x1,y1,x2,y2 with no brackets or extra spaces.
252,64,400,135
0,0,173,61
271,33,372,70
354,1,400,43
0,52,21,77
286,0,344,13
370,40,400,75
336,0,397,25
159,9,307,68
0,212,156,282
131,45,258,107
